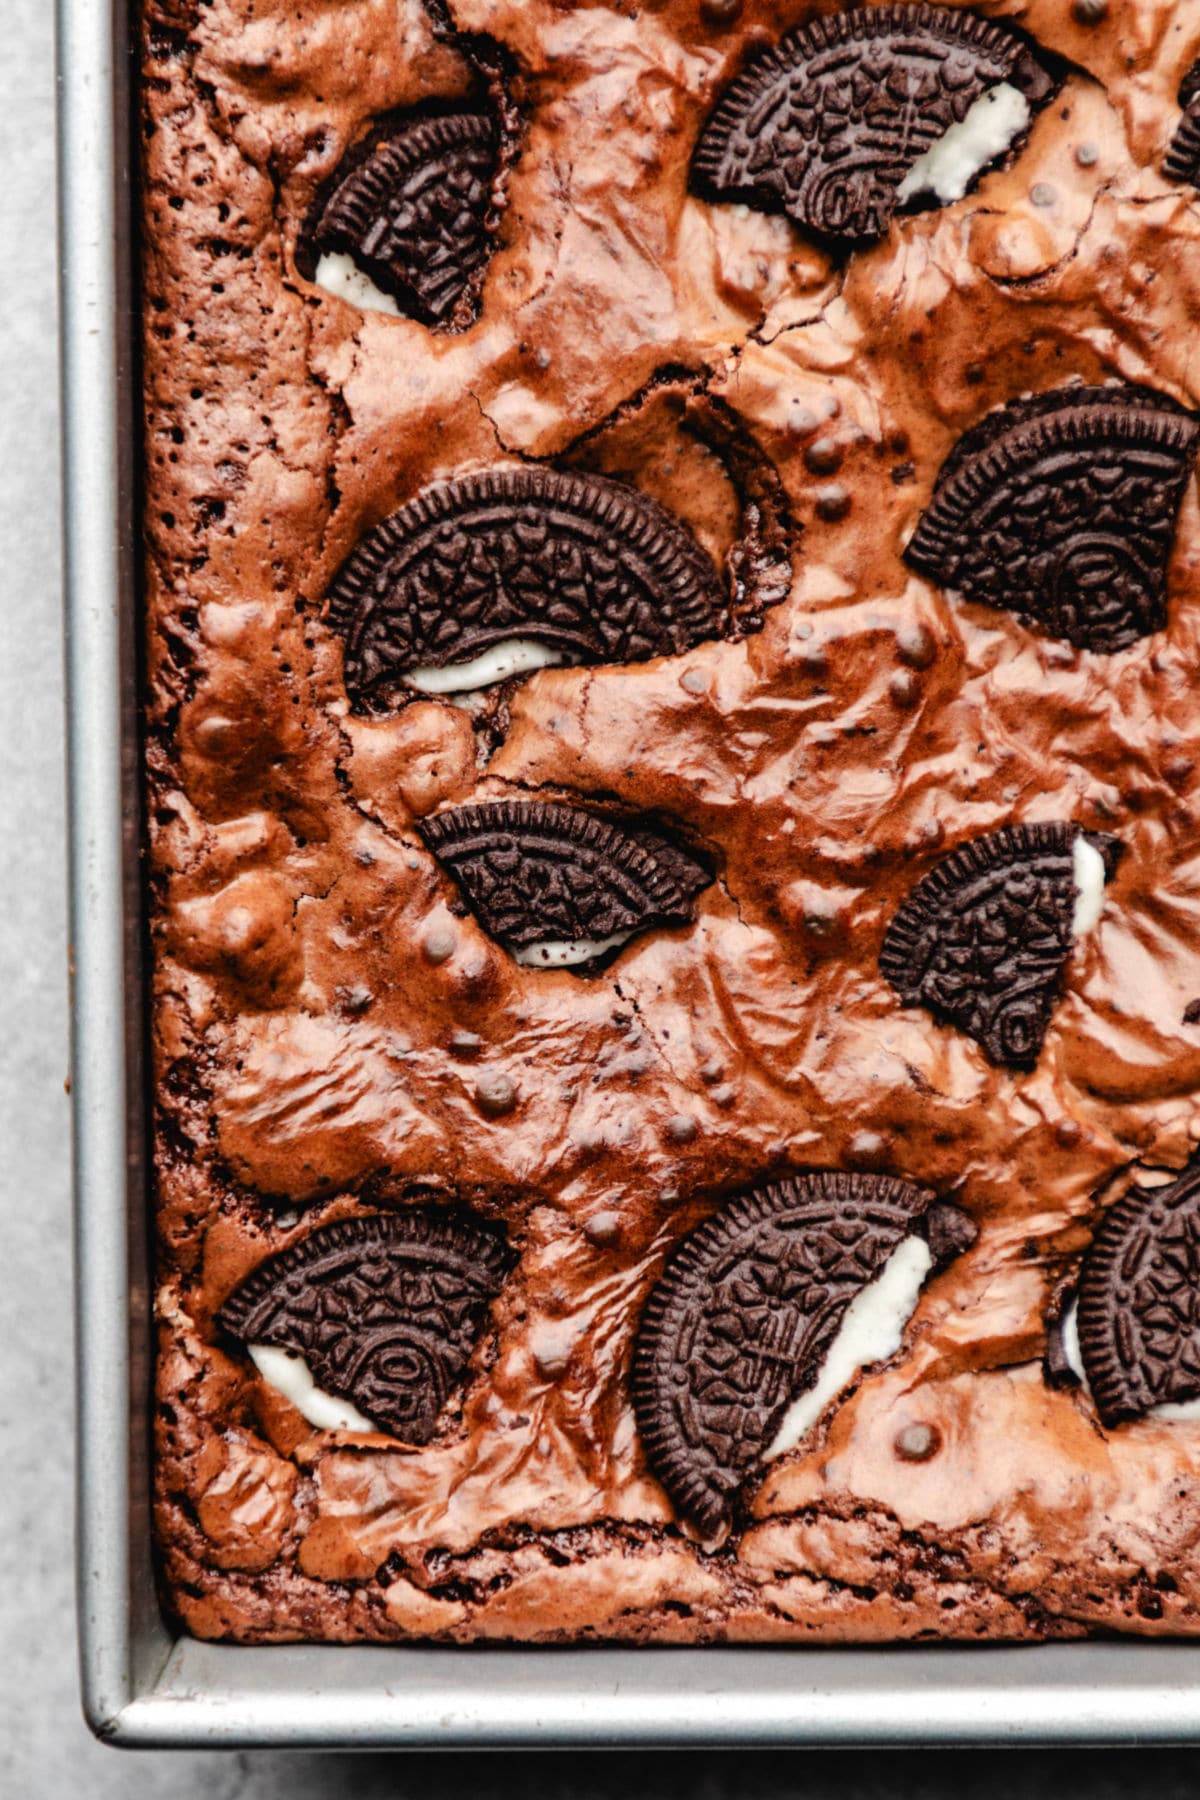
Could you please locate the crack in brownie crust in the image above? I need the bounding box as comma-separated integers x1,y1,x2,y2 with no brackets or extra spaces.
144,0,1200,1644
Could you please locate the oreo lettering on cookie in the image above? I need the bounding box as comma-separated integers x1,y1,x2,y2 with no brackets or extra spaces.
310,113,498,326
905,385,1200,652
1164,60,1200,190
631,1172,974,1533
691,4,1052,248
880,823,1121,1069
418,801,712,970
1071,1158,1200,1427
326,468,728,706
217,1211,511,1442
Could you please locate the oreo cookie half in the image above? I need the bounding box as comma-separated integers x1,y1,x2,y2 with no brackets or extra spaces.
632,1172,974,1533
418,801,711,969
1164,60,1200,189
1070,1159,1200,1427
217,1211,511,1441
905,385,1200,652
309,113,498,326
327,468,727,706
691,4,1052,248
880,823,1121,1069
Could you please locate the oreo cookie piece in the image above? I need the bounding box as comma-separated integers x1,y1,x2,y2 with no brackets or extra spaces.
632,1172,974,1533
1071,1159,1200,1427
310,113,497,326
217,1211,510,1442
327,468,727,706
1164,61,1200,189
905,385,1200,652
880,823,1121,1069
418,801,711,969
691,5,1052,248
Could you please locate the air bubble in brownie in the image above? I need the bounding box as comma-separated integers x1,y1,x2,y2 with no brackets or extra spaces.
217,1211,511,1441
691,5,1054,248
879,823,1121,1069
1049,1159,1200,1427
326,467,727,708
417,800,712,971
631,1173,975,1534
905,384,1200,652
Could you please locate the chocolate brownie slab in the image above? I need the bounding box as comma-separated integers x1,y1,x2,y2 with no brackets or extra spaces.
146,0,1200,1643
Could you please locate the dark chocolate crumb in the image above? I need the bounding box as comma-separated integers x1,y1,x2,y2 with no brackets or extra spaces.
894,1423,941,1463
475,1072,519,1117
804,437,843,475
888,670,921,710
896,623,937,670
815,484,851,522
584,1210,622,1248
666,1114,699,1145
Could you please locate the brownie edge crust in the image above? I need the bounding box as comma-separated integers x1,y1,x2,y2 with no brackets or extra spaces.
147,0,1200,1645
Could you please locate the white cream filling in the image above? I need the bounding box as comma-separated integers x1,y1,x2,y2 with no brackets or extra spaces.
1071,836,1108,938
250,1343,376,1433
1148,1396,1200,1421
766,1235,933,1458
1060,1298,1086,1387
511,930,634,969
406,638,569,695
1059,1301,1200,1422
897,84,1031,207
314,250,401,318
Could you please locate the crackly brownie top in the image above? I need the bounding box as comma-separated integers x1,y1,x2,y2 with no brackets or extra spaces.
144,0,1200,1641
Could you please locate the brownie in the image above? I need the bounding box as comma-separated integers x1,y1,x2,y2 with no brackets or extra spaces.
145,0,1200,1645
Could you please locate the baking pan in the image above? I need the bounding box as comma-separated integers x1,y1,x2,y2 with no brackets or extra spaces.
61,0,1200,1748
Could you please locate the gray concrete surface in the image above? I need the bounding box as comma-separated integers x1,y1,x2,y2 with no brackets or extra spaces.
3,0,1200,1790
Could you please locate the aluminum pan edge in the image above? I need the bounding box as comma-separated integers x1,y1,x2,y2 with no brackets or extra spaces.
85,1641,1200,1749
60,0,1200,1748
59,0,179,1741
